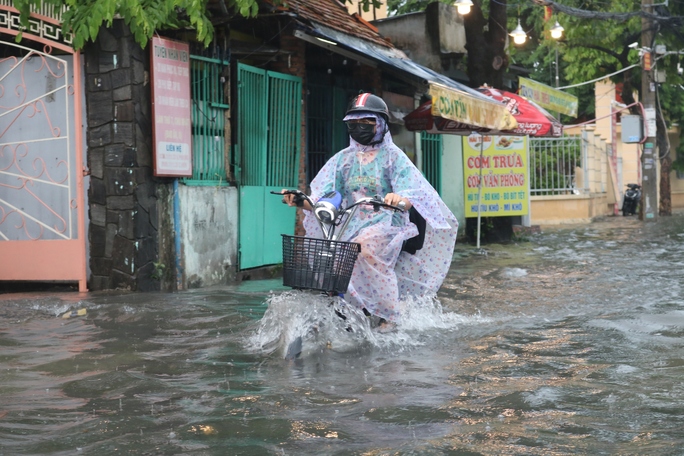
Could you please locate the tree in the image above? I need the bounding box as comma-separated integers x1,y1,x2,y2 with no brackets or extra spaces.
406,0,682,214
385,0,682,219
517,0,684,215
12,0,262,49
386,0,512,88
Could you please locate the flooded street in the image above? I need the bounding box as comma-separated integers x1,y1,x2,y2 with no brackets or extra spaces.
3,214,684,455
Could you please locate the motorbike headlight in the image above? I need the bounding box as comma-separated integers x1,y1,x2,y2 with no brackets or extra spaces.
314,201,338,224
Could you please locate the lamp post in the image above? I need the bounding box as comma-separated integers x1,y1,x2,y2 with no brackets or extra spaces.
550,21,564,87
555,47,559,87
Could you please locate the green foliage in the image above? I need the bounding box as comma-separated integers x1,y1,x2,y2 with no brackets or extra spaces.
12,0,262,49
529,139,582,194
356,0,384,13
386,0,430,15
657,74,684,129
659,84,684,171
151,261,166,280
672,143,684,173
510,0,683,123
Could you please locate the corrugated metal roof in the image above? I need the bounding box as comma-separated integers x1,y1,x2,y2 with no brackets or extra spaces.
216,0,494,101
302,22,501,104
272,0,494,101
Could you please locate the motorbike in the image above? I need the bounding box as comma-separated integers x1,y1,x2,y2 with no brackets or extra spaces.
257,189,405,359
621,183,641,216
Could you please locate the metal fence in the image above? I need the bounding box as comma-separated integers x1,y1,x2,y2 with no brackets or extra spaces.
529,136,585,195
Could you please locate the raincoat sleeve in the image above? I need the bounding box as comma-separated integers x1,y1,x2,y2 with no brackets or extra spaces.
388,144,453,230
385,144,459,297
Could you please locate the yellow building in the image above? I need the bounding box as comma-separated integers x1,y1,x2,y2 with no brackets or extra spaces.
531,80,681,225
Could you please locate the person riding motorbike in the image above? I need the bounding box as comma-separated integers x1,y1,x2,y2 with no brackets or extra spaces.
283,93,458,328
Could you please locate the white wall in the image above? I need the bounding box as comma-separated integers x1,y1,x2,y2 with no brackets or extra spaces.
179,185,238,288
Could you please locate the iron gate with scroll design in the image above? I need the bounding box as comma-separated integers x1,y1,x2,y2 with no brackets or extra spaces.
0,3,87,291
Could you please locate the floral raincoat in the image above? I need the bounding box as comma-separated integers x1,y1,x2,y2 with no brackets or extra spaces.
303,122,458,322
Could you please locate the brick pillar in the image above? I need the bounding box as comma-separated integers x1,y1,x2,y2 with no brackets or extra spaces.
84,20,159,291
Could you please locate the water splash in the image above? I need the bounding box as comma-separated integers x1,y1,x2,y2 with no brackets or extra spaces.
244,291,489,358
501,267,528,278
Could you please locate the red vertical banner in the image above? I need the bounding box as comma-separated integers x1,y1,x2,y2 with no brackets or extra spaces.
151,36,192,177
544,6,553,22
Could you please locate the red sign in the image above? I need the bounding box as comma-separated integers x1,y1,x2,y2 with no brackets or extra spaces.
151,37,192,177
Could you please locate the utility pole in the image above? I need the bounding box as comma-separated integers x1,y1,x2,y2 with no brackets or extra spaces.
640,0,658,220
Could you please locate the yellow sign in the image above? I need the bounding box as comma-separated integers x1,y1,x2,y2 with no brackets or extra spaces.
518,77,578,117
463,135,529,217
429,83,517,131
643,52,652,71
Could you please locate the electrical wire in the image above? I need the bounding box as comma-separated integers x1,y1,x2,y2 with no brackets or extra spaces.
531,0,683,24
556,63,640,89
564,101,641,128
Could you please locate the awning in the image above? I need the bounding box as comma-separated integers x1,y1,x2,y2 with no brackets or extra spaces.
294,23,515,132
429,83,517,132
477,87,563,137
404,86,565,137
404,100,493,135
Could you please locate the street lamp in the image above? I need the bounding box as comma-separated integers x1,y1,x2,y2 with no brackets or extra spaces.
550,21,564,40
454,0,473,15
510,19,527,45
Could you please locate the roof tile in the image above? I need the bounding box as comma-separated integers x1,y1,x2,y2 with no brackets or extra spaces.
278,0,393,48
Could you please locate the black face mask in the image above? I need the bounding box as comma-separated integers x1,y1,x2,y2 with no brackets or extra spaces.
347,122,376,145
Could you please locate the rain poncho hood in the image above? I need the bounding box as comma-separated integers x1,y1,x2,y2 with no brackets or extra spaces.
304,117,458,322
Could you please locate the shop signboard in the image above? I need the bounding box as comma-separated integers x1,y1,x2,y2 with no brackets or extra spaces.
463,134,529,217
150,36,192,177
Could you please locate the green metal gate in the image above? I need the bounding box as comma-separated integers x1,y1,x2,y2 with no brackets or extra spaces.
237,63,301,269
185,54,230,185
421,133,443,194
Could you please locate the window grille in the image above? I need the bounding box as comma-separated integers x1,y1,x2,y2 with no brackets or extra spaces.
184,54,230,186
529,136,583,195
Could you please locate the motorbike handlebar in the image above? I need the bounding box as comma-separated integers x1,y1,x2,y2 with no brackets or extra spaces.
270,190,311,208
272,191,405,241
271,191,405,213
345,196,405,213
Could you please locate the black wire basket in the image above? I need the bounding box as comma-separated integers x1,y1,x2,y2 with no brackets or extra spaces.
281,235,361,294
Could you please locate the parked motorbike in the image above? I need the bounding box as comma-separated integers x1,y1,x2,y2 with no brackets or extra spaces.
262,189,405,359
622,183,641,216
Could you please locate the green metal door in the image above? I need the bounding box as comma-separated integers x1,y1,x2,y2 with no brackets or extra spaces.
237,63,301,269
421,133,443,195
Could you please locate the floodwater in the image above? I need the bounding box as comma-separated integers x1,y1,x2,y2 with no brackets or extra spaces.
2,214,684,455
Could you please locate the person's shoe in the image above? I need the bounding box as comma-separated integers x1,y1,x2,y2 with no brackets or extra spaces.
362,308,392,330
375,321,397,333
